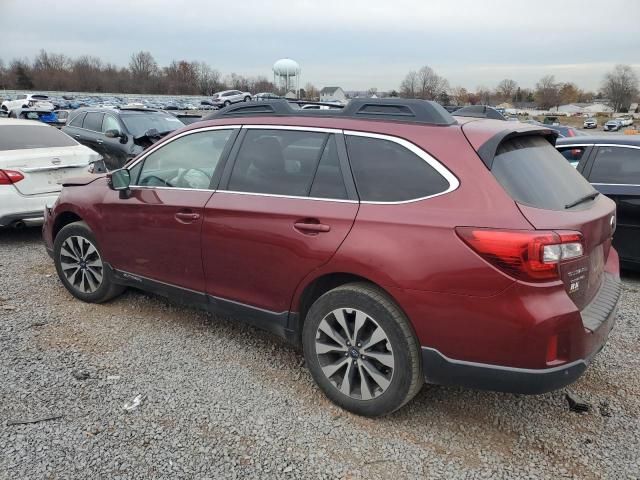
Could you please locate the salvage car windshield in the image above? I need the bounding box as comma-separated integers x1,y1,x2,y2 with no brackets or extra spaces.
120,113,183,138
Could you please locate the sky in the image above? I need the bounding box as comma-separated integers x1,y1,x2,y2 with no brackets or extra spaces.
0,0,639,92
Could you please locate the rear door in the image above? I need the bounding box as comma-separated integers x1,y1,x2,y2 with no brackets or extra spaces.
202,127,358,313
485,135,616,309
585,145,640,266
0,124,98,195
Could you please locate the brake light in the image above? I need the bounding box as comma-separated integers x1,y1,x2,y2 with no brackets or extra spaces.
0,169,25,185
455,228,584,282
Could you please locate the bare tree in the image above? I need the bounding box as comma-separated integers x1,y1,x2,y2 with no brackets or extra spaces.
367,87,378,97
400,70,418,98
304,83,319,100
601,64,639,112
451,86,469,106
475,86,492,105
535,75,561,110
415,66,448,100
559,82,579,105
496,79,517,102
195,62,221,95
129,51,159,93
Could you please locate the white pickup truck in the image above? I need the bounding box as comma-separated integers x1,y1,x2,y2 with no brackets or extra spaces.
1,94,55,112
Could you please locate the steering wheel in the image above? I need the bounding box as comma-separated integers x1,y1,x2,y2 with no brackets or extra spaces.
139,175,172,187
174,168,211,189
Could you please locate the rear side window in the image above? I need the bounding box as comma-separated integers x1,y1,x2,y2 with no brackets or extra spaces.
0,125,77,150
228,129,329,197
345,135,450,202
589,146,640,184
83,112,104,132
68,112,86,127
492,136,595,210
557,146,587,167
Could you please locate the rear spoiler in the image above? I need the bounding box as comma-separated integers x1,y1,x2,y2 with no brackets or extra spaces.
476,128,559,169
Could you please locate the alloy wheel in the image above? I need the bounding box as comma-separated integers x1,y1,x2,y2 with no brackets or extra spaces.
59,235,104,294
314,308,395,400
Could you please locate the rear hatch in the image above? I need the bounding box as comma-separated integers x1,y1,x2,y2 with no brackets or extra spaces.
0,124,100,195
463,126,615,309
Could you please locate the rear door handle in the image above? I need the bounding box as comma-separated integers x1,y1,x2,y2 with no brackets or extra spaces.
294,221,331,233
175,212,201,223
96,139,103,144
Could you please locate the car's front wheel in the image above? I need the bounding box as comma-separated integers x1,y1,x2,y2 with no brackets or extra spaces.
223,100,231,107
244,96,251,102
302,282,423,417
53,221,125,303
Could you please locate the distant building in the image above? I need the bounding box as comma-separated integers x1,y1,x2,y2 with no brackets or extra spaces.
320,87,347,103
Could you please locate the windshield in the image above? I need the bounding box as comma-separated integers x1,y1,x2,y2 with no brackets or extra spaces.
491,136,597,211
121,113,183,138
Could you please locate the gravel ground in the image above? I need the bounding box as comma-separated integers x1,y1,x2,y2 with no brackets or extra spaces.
1,228,639,479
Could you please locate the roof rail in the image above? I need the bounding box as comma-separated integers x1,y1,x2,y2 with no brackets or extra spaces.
204,98,456,126
453,105,506,121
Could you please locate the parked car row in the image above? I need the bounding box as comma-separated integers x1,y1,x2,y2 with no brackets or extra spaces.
37,98,623,418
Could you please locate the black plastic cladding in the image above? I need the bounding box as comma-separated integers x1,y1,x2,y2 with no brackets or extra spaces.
204,99,458,126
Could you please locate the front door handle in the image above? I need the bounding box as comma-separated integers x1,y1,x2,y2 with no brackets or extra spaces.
294,221,331,234
175,211,201,223
96,139,103,145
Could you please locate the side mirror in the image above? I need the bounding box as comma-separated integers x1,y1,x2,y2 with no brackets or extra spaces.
108,169,131,191
105,129,121,139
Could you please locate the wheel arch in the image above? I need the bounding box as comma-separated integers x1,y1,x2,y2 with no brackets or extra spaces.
291,271,411,343
52,211,84,240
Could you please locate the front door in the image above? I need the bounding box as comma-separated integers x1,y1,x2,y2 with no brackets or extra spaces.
202,128,359,313
97,127,237,291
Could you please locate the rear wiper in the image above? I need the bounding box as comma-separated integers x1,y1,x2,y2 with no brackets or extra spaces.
565,191,599,209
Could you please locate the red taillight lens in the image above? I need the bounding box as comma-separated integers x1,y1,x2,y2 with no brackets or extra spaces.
455,228,584,282
0,169,25,185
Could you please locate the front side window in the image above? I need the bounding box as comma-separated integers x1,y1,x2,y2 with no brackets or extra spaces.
589,146,640,185
83,112,104,132
102,115,121,134
345,135,450,202
227,129,329,197
135,129,233,189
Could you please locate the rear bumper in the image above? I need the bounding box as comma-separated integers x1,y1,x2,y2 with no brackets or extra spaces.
421,272,621,394
0,188,59,227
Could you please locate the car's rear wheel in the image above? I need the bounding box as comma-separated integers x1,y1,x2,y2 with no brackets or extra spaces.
302,282,423,417
244,96,251,102
53,221,125,303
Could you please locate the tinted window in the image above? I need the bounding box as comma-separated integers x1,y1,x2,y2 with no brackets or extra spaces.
68,112,86,127
102,115,121,133
120,113,183,138
492,136,595,210
557,146,587,167
345,135,449,202
310,136,347,199
589,146,640,185
0,125,77,150
83,112,104,132
136,130,232,189
228,129,327,196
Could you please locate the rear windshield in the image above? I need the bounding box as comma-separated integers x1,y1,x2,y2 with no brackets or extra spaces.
121,113,183,138
491,136,596,210
0,125,77,150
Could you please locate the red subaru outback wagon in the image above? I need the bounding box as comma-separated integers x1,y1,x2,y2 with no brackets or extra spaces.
43,99,621,417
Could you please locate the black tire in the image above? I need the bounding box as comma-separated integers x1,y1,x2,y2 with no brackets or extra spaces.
53,221,125,303
223,100,231,107
244,96,251,102
302,282,423,417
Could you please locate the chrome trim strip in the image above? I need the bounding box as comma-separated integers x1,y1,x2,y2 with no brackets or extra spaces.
343,130,460,205
558,143,640,150
592,182,640,187
126,124,242,178
216,190,358,203
241,124,341,134
129,185,214,192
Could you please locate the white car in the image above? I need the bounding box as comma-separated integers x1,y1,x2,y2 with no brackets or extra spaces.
0,119,100,228
210,90,252,108
1,93,55,112
616,116,634,127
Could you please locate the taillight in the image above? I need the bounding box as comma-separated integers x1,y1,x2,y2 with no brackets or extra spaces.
0,169,25,185
455,228,584,282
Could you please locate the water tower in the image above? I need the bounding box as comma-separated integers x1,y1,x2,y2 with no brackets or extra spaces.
273,58,301,98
